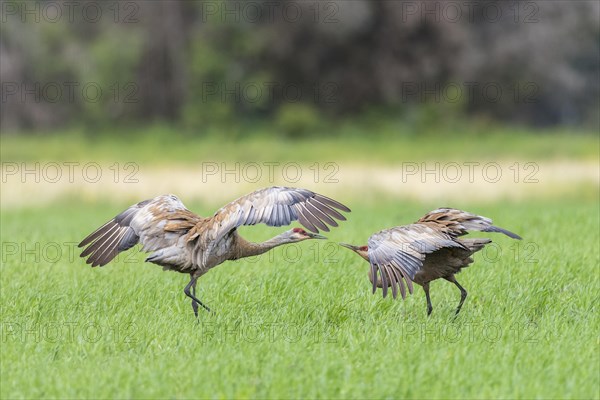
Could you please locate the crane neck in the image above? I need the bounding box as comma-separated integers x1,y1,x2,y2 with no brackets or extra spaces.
231,233,292,259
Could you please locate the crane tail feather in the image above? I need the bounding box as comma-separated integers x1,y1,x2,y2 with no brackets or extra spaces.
483,225,522,240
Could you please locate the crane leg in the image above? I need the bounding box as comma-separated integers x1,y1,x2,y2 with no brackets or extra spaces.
445,275,467,316
184,276,211,316
191,279,199,317
423,282,433,316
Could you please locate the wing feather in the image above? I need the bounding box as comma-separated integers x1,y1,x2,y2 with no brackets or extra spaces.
212,186,349,234
418,208,522,239
80,223,119,258
310,197,347,221
306,200,338,228
388,264,405,299
295,205,318,233
301,204,330,232
79,195,202,267
79,219,117,248
367,224,463,299
202,187,350,265
281,204,292,224
371,263,379,295
313,194,351,213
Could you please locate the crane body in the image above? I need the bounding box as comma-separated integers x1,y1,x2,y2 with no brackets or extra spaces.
340,208,521,315
79,187,350,316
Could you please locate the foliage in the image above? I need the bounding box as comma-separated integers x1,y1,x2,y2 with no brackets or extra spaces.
2,1,598,132
274,103,323,138
2,123,598,164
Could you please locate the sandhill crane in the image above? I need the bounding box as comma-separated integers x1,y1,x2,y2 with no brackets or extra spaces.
79,186,350,316
339,208,521,316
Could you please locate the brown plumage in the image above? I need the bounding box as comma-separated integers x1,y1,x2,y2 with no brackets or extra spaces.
79,187,350,316
339,208,521,316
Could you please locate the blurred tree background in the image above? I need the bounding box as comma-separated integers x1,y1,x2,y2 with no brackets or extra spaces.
1,0,598,136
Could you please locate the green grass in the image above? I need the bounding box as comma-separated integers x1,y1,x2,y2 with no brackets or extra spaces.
1,197,598,399
2,124,598,164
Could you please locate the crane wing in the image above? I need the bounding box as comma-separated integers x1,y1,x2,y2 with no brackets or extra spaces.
78,195,203,267
203,186,350,264
418,208,522,239
367,224,466,299
211,186,350,234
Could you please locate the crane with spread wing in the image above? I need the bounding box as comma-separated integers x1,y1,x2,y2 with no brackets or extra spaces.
79,187,350,316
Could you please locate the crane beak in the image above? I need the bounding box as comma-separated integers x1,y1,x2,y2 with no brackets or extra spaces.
339,243,359,251
307,232,327,240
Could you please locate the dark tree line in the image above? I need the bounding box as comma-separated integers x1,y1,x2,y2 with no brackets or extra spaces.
1,0,598,132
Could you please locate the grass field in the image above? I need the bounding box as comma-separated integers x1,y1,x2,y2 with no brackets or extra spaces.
2,124,598,164
1,128,599,398
1,196,598,398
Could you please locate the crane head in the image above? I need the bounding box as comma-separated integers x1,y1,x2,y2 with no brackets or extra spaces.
288,227,327,241
339,243,370,261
